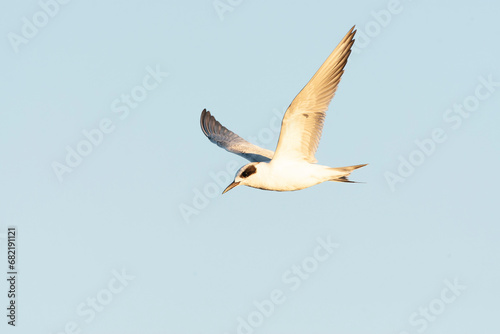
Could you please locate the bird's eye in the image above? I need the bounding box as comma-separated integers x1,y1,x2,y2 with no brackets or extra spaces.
241,165,257,178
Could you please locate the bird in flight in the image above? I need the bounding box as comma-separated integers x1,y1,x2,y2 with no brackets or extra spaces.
200,26,367,194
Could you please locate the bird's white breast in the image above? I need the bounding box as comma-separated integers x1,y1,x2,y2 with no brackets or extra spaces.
247,160,332,191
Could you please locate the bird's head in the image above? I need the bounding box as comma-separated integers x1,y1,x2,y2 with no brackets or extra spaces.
222,162,260,194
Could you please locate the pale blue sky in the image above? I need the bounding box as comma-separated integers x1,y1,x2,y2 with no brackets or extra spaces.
1,0,499,333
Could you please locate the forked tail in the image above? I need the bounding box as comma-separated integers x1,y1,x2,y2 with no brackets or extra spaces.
329,164,368,183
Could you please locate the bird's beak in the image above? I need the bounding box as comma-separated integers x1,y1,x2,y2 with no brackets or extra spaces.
222,181,240,194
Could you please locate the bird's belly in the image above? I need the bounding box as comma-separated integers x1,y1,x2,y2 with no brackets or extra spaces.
260,178,321,191
250,163,329,191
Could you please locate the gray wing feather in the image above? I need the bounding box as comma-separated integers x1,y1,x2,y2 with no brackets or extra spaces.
200,109,274,162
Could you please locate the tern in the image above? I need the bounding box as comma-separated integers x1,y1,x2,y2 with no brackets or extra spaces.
201,26,367,194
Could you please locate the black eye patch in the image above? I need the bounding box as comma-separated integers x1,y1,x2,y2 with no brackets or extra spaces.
241,165,257,178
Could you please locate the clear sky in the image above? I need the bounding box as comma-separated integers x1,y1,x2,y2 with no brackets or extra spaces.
1,0,499,333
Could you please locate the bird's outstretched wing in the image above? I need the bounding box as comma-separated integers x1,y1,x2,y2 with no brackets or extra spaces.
272,26,356,164
200,109,274,162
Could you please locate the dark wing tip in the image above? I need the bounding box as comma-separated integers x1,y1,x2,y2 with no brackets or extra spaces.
200,108,225,139
200,108,211,136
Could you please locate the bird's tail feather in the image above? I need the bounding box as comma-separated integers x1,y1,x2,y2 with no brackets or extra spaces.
329,163,367,183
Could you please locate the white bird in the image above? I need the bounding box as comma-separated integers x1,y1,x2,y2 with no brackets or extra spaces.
201,26,367,194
